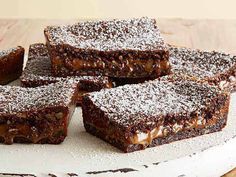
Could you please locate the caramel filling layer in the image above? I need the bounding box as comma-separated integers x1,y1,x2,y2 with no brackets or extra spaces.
54,57,170,77
0,112,67,144
68,59,169,73
129,116,213,145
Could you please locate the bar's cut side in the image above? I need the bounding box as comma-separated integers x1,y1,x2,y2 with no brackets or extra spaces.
0,81,77,144
82,77,230,152
169,46,236,91
20,43,113,105
44,17,170,78
111,77,155,86
0,46,24,85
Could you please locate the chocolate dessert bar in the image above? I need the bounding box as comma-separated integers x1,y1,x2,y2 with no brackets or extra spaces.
0,81,77,144
82,77,230,152
44,17,170,78
169,46,236,91
0,46,24,85
20,43,113,105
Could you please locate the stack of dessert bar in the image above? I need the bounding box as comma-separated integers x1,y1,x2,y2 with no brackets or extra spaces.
0,17,235,152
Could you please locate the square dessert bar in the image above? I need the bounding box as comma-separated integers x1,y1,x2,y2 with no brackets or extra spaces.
0,46,24,85
20,43,113,105
44,17,170,78
0,81,77,144
169,46,236,91
82,76,230,152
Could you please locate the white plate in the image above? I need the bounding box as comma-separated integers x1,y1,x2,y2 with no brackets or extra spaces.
0,78,236,177
1,57,236,177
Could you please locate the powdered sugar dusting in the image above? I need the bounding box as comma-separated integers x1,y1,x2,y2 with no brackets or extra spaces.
45,17,166,51
0,46,22,59
0,81,76,114
170,46,236,78
87,78,223,128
